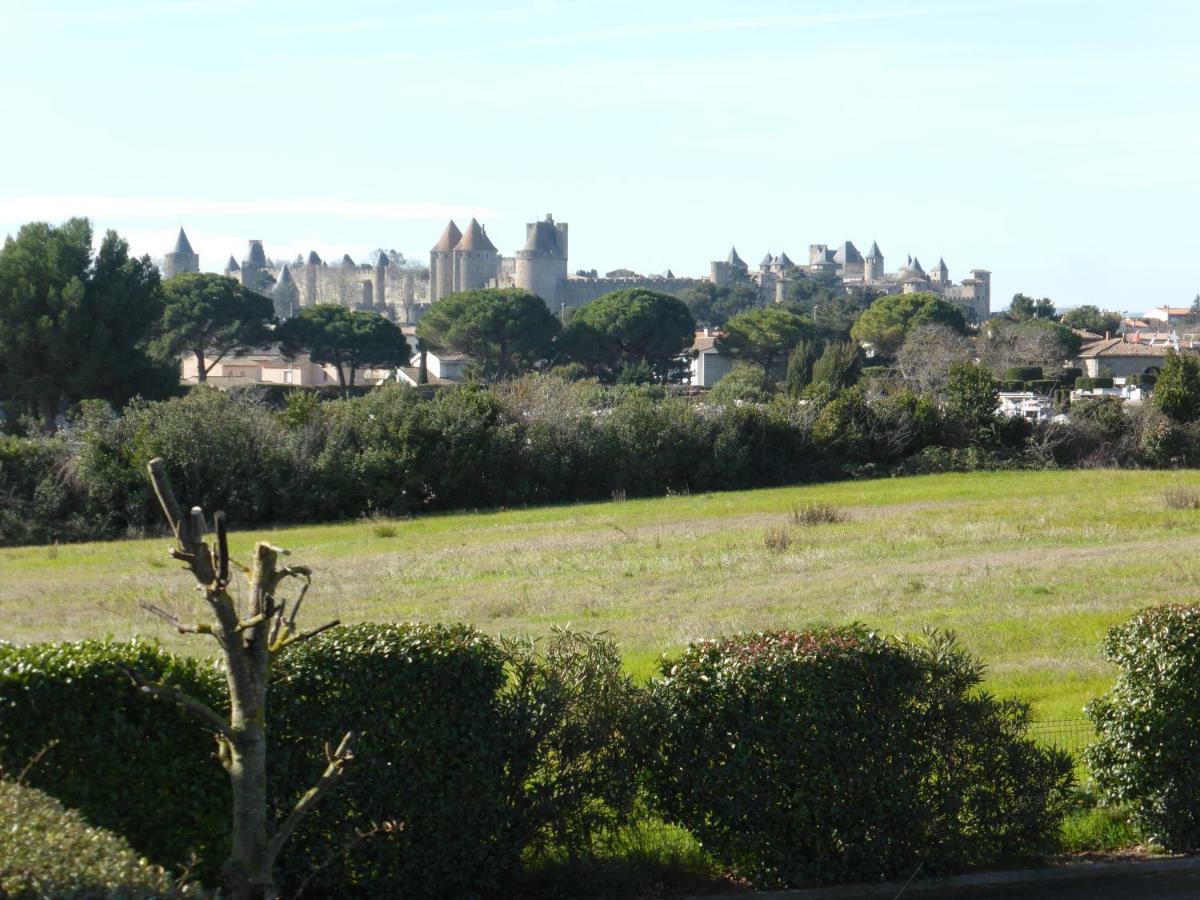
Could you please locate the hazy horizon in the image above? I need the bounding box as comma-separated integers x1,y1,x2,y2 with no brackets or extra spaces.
2,0,1197,313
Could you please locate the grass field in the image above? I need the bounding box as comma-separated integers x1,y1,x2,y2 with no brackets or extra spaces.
4,469,1200,720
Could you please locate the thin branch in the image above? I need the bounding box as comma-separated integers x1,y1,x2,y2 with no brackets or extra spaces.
233,613,267,633
285,575,312,629
147,458,185,543
116,663,234,742
265,731,356,871
139,601,214,636
214,511,229,585
274,619,340,653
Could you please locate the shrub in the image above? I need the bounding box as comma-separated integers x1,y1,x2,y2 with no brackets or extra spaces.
707,363,773,405
1087,604,1200,848
1002,379,1024,392
650,627,1073,887
268,623,515,898
1026,379,1056,395
762,526,792,551
0,779,190,899
1075,377,1094,390
1007,366,1044,382
1093,377,1115,389
1061,367,1084,381
788,502,847,526
1155,351,1200,422
0,640,228,876
500,630,649,861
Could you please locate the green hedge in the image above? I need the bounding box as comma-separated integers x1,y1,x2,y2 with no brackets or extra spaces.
1087,604,1200,848
650,628,1074,887
1061,367,1084,381
0,779,189,899
1026,379,1057,395
1125,373,1157,386
0,639,228,874
1075,377,1116,390
1006,366,1044,382
270,623,515,898
0,626,650,897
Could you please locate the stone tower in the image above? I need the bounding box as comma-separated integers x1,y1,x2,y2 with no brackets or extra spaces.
241,240,269,293
515,213,568,307
429,220,462,303
374,252,388,313
304,251,322,307
451,218,500,296
223,255,240,280
931,257,949,284
863,241,884,282
163,227,200,279
273,263,299,319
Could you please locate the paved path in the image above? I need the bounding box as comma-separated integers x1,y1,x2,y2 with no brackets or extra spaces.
852,869,1200,899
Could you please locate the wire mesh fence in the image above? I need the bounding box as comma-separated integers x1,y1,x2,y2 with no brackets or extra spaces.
1027,718,1094,757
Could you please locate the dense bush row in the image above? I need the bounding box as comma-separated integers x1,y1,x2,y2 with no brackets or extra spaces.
0,779,190,899
2,624,1074,893
4,371,1174,547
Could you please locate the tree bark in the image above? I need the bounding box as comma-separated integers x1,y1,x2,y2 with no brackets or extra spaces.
196,348,208,383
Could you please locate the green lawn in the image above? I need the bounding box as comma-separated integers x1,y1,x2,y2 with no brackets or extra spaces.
3,469,1199,720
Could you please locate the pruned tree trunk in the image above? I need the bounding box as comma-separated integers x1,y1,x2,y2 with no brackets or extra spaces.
124,459,354,899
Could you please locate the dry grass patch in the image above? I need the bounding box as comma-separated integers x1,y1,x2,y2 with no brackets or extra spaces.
788,502,848,527
1163,485,1200,510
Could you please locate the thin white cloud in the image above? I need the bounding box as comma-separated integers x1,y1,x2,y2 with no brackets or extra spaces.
0,196,497,223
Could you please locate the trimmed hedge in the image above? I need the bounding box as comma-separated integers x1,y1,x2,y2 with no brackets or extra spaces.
0,626,651,897
0,639,228,874
270,623,515,898
1126,373,1157,386
1006,366,1044,382
1075,376,1115,390
1026,379,1057,395
650,628,1074,887
0,779,190,899
1087,604,1200,848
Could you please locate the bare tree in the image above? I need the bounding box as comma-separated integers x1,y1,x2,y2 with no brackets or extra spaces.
978,319,1076,374
894,324,973,395
122,458,354,900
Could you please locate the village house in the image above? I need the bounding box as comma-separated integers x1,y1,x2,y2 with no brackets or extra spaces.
690,329,732,388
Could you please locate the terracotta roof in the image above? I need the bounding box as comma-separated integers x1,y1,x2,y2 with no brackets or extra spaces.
172,227,195,255
691,331,724,352
1078,338,1179,358
431,220,462,253
454,218,497,253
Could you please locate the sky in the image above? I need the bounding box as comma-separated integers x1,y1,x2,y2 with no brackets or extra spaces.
1,0,1197,314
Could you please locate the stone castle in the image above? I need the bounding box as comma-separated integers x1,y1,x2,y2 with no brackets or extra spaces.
712,241,991,322
428,214,705,312
162,220,990,324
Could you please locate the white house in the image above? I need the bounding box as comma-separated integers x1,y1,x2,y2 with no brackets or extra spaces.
690,330,733,388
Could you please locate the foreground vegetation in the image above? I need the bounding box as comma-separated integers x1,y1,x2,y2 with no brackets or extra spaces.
5,468,1200,720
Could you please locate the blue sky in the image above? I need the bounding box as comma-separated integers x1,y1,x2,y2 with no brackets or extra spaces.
1,0,1197,313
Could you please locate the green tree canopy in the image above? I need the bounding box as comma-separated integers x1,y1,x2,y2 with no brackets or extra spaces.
279,304,409,393
0,218,175,430
809,340,862,391
416,288,560,381
849,292,967,357
157,273,275,382
1059,305,1122,336
945,361,1000,426
716,307,813,385
1154,350,1200,422
558,288,696,383
680,282,762,329
1008,293,1056,321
